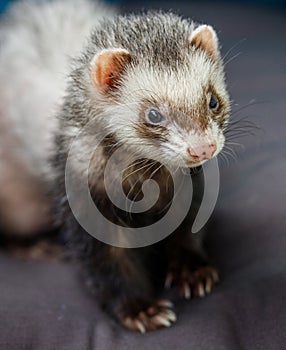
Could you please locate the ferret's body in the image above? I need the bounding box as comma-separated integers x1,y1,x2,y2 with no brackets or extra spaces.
0,0,230,332
0,0,115,233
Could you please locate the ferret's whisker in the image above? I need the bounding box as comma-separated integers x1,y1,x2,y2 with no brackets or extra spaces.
221,148,237,162
122,160,154,183
230,100,268,115
218,151,230,167
126,161,158,214
225,141,245,150
224,51,242,67
121,158,147,173
223,144,238,158
129,162,165,215
222,38,246,62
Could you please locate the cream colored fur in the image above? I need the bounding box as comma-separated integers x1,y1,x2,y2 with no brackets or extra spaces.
0,0,115,233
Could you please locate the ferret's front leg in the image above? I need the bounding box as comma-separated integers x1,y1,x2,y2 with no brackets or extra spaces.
164,230,219,300
87,242,176,333
163,168,219,299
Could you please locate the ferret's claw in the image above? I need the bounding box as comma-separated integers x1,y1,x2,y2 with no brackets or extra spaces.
120,299,176,333
212,270,220,283
135,320,146,334
157,299,174,308
123,317,146,333
165,265,219,300
164,309,177,322
164,273,173,289
182,282,191,299
198,283,205,298
205,277,213,294
152,315,171,327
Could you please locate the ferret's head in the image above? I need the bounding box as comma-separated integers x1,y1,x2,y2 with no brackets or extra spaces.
83,13,230,169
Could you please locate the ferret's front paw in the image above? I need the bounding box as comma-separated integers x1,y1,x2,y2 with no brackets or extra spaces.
165,265,219,299
118,299,176,333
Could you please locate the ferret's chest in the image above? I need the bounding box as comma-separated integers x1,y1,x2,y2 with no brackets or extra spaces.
121,161,174,212
91,158,174,225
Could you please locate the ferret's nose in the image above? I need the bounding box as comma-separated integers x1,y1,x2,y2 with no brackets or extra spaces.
187,143,217,162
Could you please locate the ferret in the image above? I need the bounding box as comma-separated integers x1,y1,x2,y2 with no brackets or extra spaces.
0,0,230,332
0,0,115,234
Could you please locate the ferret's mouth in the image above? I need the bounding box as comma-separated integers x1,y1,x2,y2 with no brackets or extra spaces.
182,158,208,168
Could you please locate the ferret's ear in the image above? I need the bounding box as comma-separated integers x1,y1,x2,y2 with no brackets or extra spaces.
91,48,131,93
189,25,219,59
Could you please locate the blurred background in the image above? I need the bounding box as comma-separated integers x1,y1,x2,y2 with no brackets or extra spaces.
0,0,286,350
0,1,285,348
1,0,286,12
1,0,286,9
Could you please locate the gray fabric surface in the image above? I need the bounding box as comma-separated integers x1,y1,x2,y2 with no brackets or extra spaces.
0,1,286,349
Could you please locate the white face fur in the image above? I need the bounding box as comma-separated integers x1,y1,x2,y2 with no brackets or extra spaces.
91,25,230,169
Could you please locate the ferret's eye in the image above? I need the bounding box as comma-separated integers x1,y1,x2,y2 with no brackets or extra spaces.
209,94,219,110
146,109,164,125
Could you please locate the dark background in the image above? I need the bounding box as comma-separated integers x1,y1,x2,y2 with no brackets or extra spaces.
0,1,286,349
1,0,286,12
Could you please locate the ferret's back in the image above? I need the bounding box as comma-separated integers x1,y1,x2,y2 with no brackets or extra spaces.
0,0,115,234
0,0,115,176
